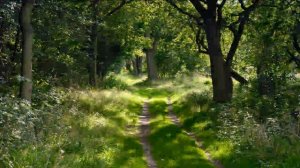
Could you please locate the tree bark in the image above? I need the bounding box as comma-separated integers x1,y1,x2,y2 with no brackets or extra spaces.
167,0,259,102
20,0,34,102
146,38,158,81
231,70,248,84
205,20,233,102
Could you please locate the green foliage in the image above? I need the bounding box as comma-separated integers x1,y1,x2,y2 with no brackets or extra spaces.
102,73,129,90
1,0,300,167
172,78,300,168
0,88,67,167
1,87,147,167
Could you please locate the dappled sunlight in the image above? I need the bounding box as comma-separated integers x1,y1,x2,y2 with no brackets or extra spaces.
83,114,109,129
207,141,234,159
43,88,148,168
115,74,148,86
4,71,300,167
147,100,216,168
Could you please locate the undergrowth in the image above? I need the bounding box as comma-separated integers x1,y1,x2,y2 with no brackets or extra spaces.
1,86,147,168
1,73,299,168
173,79,300,168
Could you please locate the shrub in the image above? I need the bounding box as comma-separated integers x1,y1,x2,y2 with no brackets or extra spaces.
102,74,128,90
0,88,68,167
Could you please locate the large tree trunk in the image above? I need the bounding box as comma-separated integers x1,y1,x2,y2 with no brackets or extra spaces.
146,39,158,81
88,3,98,86
20,0,34,102
205,21,233,102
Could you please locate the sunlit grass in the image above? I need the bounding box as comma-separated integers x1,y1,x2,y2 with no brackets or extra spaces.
8,73,300,168
148,99,215,168
9,88,147,168
57,89,147,168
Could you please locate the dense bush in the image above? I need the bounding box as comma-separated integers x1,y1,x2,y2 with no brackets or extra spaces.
0,88,68,167
174,81,300,168
102,74,129,90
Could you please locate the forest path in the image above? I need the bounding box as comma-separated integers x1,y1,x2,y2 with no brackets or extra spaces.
139,100,157,168
166,97,224,168
133,81,218,168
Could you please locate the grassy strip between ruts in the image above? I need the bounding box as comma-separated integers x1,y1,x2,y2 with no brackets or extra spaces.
148,98,215,168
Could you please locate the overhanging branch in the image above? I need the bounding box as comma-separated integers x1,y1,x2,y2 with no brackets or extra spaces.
238,0,247,10
195,28,208,54
225,0,261,67
231,69,248,84
166,0,199,20
189,0,207,19
105,0,134,17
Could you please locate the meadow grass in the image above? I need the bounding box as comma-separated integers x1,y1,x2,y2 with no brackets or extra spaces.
6,73,300,168
9,89,147,168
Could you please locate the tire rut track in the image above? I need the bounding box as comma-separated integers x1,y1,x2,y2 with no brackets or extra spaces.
139,101,157,168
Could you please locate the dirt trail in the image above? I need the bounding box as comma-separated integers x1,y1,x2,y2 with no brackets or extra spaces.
167,97,224,168
139,101,157,168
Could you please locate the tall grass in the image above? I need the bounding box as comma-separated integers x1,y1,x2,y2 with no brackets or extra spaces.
172,81,300,168
2,88,147,168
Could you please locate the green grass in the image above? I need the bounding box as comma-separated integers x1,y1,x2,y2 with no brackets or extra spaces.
59,90,147,168
172,86,300,168
9,89,147,168
148,99,215,168
5,73,300,168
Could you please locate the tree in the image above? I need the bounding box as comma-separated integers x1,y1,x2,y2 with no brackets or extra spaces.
145,37,159,80
0,1,20,86
166,0,260,102
245,0,299,95
20,0,34,101
87,0,133,86
88,0,99,86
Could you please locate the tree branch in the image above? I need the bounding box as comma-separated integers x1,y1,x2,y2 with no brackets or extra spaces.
231,69,248,84
105,0,133,17
195,28,208,54
189,0,207,19
238,0,247,10
166,0,200,21
225,0,261,67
